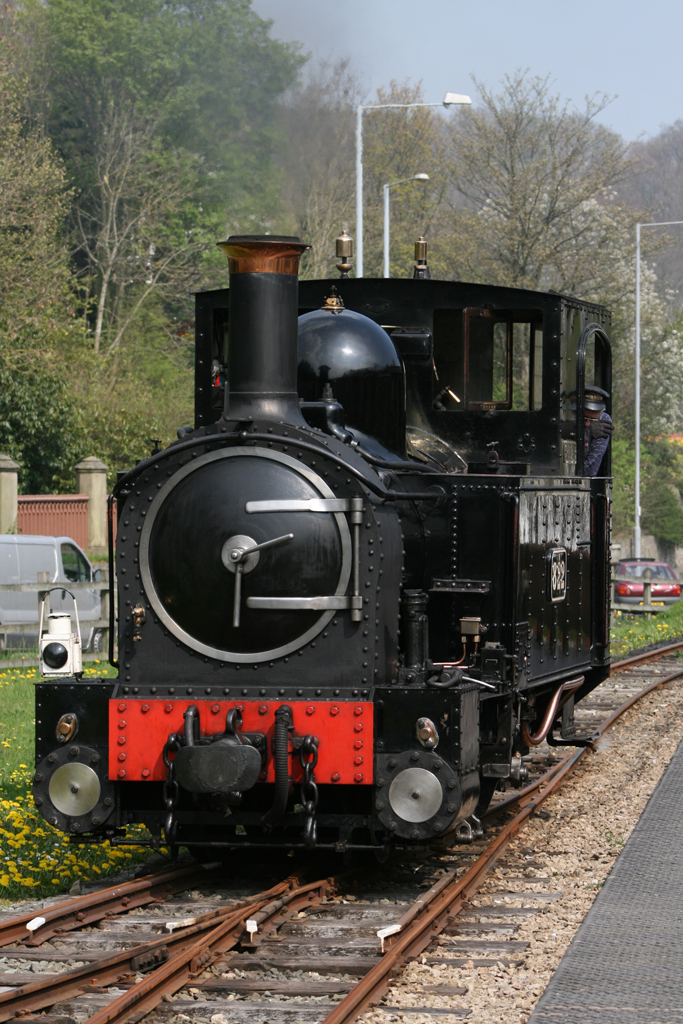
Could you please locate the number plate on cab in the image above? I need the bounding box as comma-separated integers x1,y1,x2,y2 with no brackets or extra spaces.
547,548,567,602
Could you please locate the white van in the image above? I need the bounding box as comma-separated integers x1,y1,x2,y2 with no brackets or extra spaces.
0,536,103,652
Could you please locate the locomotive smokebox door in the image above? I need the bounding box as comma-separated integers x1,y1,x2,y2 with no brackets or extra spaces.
546,548,567,602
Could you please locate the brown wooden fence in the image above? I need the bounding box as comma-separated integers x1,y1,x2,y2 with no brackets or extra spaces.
17,494,89,549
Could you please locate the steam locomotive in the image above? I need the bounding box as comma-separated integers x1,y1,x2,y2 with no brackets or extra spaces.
33,234,611,854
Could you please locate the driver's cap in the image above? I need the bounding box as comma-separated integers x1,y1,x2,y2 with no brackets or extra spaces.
567,386,609,412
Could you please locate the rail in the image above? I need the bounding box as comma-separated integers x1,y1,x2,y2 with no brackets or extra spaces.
0,872,332,1024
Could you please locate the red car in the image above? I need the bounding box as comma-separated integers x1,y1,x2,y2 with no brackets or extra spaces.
614,560,681,606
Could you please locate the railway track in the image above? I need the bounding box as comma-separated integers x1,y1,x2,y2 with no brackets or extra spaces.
1,640,682,1024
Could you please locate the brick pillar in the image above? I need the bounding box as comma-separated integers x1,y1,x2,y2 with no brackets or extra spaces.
0,454,19,534
75,456,108,553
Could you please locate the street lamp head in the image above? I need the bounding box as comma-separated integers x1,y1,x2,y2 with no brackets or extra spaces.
414,173,430,181
443,92,472,107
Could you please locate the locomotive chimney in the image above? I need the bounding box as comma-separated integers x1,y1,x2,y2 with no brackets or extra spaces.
217,235,310,424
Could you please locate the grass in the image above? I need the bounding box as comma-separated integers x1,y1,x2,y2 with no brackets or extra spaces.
0,646,39,662
610,598,683,658
0,663,155,903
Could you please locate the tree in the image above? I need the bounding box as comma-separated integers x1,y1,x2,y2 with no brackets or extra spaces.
620,121,683,304
22,0,304,345
641,440,683,552
0,11,84,492
433,71,683,472
610,436,636,537
276,59,361,280
361,82,447,279
276,74,450,280
73,106,210,355
0,0,308,481
0,86,72,344
442,72,634,294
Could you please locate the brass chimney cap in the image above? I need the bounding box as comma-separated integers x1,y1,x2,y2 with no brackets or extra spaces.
217,235,310,275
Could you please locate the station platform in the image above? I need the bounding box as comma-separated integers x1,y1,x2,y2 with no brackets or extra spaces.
529,735,683,1024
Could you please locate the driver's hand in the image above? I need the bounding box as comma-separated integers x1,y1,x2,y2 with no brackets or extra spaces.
589,420,613,440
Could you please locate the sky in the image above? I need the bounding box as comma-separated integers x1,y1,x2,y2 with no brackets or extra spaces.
252,0,683,142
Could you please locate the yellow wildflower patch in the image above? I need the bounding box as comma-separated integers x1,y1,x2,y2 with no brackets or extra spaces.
610,598,683,657
0,665,153,900
0,766,152,900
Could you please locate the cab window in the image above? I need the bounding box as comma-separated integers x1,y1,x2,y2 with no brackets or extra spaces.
61,544,91,583
433,308,543,411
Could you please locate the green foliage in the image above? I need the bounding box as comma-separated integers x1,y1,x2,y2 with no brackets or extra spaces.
0,0,305,487
642,481,683,546
612,436,683,553
25,0,303,225
0,368,85,493
361,81,446,279
641,439,683,546
611,436,636,535
610,601,683,658
0,52,84,491
0,93,73,339
19,0,303,357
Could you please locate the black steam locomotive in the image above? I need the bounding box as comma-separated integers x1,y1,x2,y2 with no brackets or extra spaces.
33,235,611,854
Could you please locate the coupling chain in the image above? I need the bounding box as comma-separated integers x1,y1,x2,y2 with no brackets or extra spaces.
300,734,319,849
163,733,181,848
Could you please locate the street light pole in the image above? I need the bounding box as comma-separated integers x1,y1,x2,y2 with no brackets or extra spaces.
355,103,364,277
634,219,683,558
355,92,471,277
635,222,641,559
383,175,429,278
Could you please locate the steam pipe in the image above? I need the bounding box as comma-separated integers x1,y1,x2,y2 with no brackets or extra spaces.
355,446,440,473
521,676,585,747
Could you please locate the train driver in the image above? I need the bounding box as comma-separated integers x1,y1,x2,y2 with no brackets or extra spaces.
568,386,613,477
